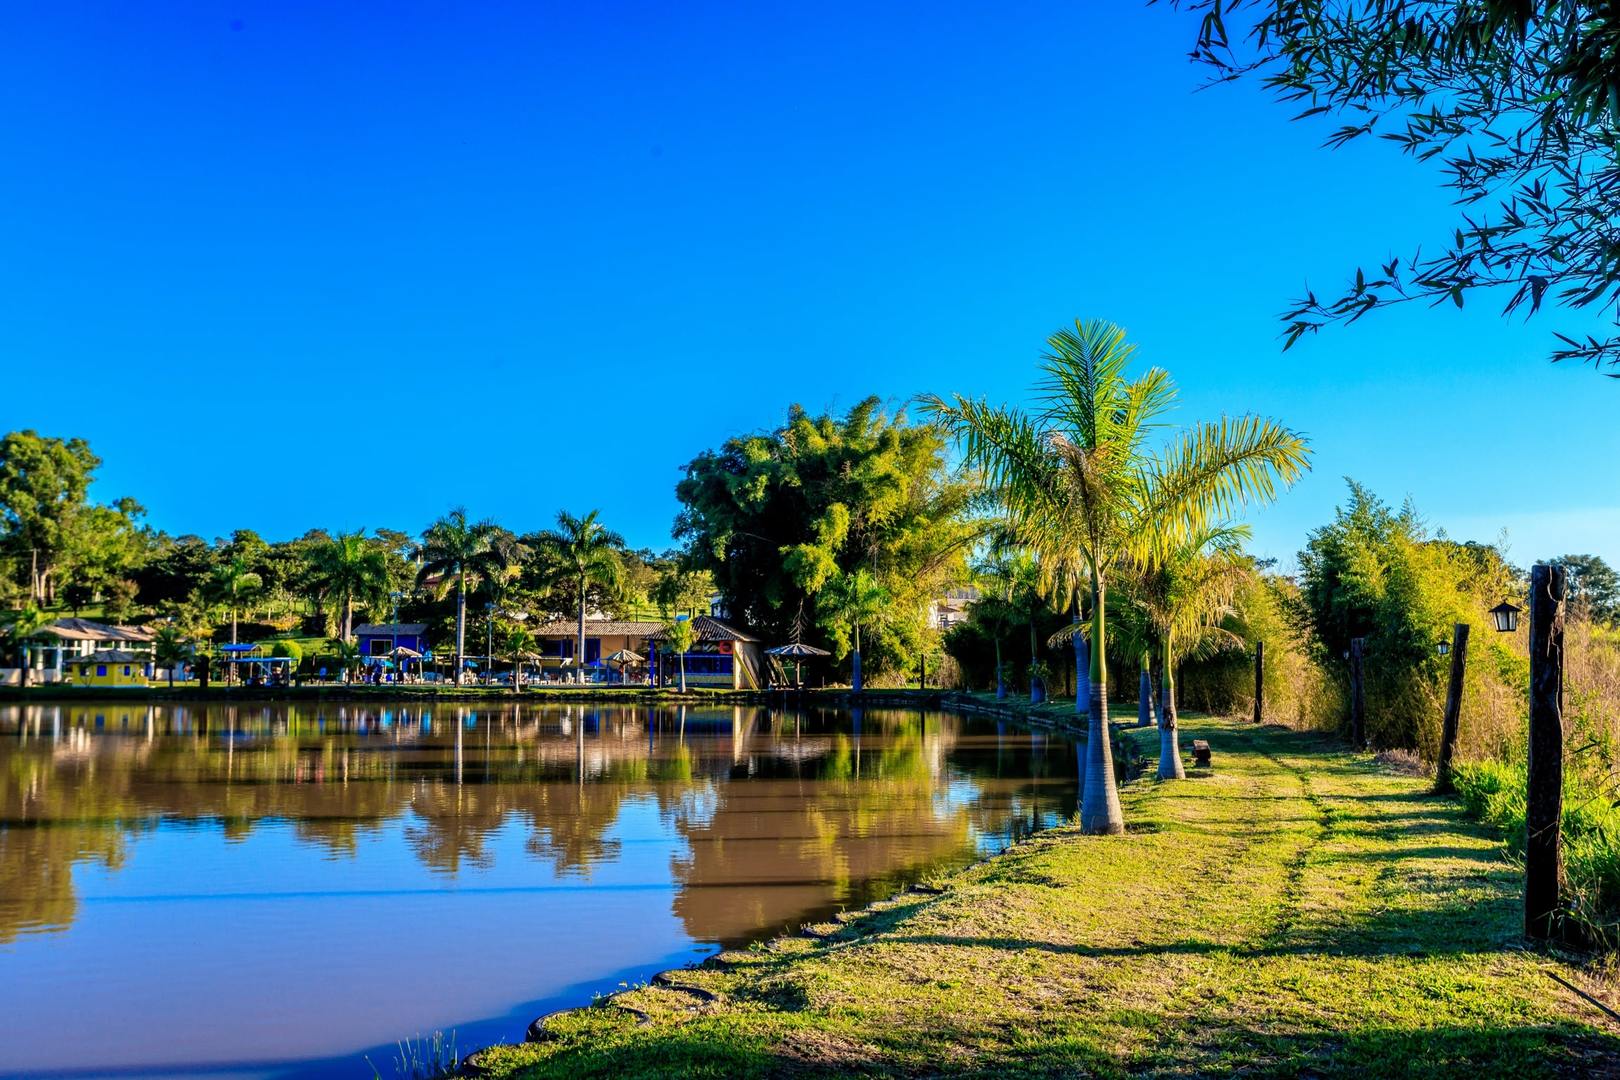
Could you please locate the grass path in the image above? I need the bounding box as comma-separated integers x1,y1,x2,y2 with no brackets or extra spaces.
470,718,1620,1078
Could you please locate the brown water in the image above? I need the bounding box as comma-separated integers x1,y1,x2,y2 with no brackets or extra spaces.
0,700,1076,1079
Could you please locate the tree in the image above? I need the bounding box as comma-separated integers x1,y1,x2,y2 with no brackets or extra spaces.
818,568,889,693
529,510,626,684
1552,554,1620,624
505,627,535,690
328,637,362,682
664,617,696,692
675,398,977,679
0,431,99,602
1130,524,1251,779
309,531,389,639
152,623,190,688
0,602,50,688
927,319,1310,834
207,555,262,646
1175,0,1620,372
970,546,1041,701
653,565,716,618
417,508,504,687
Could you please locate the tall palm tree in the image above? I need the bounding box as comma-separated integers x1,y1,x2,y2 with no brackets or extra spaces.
664,616,696,692
153,623,191,688
309,531,389,640
1,603,51,688
926,319,1310,834
505,627,535,690
417,508,504,686
208,556,262,646
529,510,626,682
1130,524,1251,779
971,547,1037,701
818,568,888,693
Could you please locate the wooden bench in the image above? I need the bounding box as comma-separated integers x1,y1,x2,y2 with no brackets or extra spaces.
1191,739,1212,767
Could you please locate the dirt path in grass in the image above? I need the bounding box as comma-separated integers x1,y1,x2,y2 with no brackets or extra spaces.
468,719,1620,1080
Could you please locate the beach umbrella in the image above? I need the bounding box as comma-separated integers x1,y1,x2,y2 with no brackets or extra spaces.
604,648,643,684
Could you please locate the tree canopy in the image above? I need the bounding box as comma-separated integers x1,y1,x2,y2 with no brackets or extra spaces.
1174,0,1620,372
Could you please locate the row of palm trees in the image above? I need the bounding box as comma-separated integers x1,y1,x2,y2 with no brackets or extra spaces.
927,319,1311,835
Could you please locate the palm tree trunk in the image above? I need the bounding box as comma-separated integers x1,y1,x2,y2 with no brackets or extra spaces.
994,636,1005,700
576,580,587,685
852,623,863,693
1080,573,1124,835
343,594,354,641
678,650,687,692
1137,652,1155,727
1074,621,1090,716
231,603,238,646
20,646,31,689
1157,635,1185,779
454,568,466,687
1028,618,1041,704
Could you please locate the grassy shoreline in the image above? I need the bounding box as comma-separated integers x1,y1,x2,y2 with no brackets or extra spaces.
466,716,1620,1079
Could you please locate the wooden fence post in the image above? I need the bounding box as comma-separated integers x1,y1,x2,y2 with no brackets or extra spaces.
1435,622,1470,794
1253,641,1264,724
1526,563,1566,942
1349,637,1366,747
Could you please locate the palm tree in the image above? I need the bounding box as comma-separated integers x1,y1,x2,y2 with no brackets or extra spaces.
818,568,888,693
328,637,361,683
529,510,626,683
153,623,190,688
505,627,535,690
971,547,1036,701
1130,524,1252,779
208,556,262,646
417,508,504,687
664,617,696,692
1,603,51,688
309,531,389,640
926,319,1310,834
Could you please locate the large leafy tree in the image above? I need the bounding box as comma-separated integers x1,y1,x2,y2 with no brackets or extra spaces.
309,531,390,640
675,398,977,676
1174,0,1620,372
0,431,100,602
529,510,626,681
417,508,505,686
927,319,1310,834
1552,553,1620,624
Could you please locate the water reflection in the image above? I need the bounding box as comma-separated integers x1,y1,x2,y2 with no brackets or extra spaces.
0,701,1075,1078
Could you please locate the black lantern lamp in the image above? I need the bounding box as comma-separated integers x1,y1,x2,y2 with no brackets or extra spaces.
1489,600,1522,633
1436,639,1451,657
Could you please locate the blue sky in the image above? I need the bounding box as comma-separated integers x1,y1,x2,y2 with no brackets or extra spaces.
4,1,1616,571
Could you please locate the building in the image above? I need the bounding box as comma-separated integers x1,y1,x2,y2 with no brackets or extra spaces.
531,618,664,681
354,624,432,660
929,587,980,631
649,616,763,690
21,619,156,683
65,649,150,687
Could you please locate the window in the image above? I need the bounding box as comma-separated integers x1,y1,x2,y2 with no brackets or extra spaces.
96,665,107,677
369,639,391,657
123,666,131,676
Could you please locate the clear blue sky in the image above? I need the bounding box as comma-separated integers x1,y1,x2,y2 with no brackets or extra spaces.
5,1,1616,571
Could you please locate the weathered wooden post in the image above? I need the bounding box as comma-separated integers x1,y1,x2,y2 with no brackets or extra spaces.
1253,641,1264,724
1435,622,1470,794
1526,564,1566,942
1348,637,1366,747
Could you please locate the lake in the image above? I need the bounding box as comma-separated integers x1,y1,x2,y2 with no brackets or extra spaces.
0,700,1077,1079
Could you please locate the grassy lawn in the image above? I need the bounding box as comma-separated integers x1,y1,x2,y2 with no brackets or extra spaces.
469,717,1620,1079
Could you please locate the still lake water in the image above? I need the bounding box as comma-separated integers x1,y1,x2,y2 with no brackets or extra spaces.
0,700,1077,1079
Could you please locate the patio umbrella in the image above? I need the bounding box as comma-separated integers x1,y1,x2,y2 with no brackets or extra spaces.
604,648,643,684
765,642,830,685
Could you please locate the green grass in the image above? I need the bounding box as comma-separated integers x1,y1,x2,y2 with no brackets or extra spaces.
468,718,1620,1079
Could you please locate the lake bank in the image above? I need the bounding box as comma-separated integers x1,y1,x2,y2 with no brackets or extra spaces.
469,716,1620,1079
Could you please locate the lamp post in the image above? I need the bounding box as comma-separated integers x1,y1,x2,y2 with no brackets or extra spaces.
1521,575,1564,942
1435,623,1469,794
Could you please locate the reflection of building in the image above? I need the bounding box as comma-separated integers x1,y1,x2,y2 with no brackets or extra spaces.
23,619,155,683
929,587,979,630
65,650,150,687
649,616,763,690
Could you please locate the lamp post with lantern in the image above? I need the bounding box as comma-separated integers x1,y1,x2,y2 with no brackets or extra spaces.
1520,572,1565,942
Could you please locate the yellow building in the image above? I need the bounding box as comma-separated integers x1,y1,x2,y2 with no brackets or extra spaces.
66,649,151,687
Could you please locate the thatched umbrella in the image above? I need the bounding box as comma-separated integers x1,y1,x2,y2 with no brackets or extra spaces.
765,642,830,686
604,648,644,684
